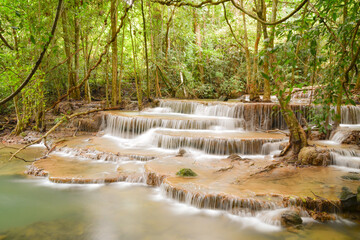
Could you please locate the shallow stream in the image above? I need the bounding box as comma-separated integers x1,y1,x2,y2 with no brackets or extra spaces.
1,147,360,240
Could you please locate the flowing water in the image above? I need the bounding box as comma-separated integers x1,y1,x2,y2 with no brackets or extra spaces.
1,158,360,240
2,99,360,239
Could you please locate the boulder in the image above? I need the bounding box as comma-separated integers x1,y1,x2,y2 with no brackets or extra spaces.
176,148,187,157
280,210,303,227
227,154,243,161
298,146,330,166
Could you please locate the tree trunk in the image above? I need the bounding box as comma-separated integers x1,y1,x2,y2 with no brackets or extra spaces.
74,0,81,100
334,0,348,128
240,0,252,97
119,25,125,103
130,20,142,110
193,9,204,83
105,52,109,108
279,96,308,154
259,0,271,101
250,20,261,101
61,7,76,99
141,0,150,100
111,0,118,106
82,30,91,103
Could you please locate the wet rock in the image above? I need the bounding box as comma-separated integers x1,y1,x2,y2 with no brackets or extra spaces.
298,146,330,166
341,175,360,181
340,130,360,145
176,148,187,157
339,187,358,211
218,95,228,101
280,210,303,227
227,154,243,161
176,168,197,177
309,131,326,141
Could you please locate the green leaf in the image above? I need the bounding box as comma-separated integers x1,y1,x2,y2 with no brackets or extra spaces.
260,72,270,80
30,35,36,44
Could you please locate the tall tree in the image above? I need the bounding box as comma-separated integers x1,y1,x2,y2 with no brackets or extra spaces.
111,0,118,106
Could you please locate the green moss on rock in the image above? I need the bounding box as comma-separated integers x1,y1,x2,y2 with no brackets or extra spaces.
176,168,197,177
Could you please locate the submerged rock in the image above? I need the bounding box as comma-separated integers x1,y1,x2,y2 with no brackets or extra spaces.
339,187,359,211
341,175,360,181
176,168,197,177
298,146,330,166
280,210,303,227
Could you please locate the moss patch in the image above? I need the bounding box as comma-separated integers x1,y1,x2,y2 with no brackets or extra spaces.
176,168,197,177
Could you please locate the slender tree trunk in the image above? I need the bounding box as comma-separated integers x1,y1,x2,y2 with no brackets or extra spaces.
105,53,109,108
119,25,125,103
110,0,118,106
250,20,261,101
141,0,150,100
259,0,271,101
12,86,23,135
61,7,76,99
74,0,81,100
164,7,176,60
130,20,142,110
334,0,348,128
193,9,204,83
82,31,91,103
240,0,252,96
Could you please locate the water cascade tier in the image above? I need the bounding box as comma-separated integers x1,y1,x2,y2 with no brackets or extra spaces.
25,98,360,228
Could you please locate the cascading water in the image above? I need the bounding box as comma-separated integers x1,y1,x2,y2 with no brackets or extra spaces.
42,98,360,230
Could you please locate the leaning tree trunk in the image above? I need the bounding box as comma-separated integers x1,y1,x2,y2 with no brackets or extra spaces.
278,97,308,154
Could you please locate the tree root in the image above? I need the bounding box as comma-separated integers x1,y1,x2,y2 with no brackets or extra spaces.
279,142,292,157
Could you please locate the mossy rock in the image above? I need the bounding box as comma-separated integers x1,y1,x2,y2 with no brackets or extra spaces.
176,168,197,177
298,147,330,166
280,210,303,227
341,175,360,181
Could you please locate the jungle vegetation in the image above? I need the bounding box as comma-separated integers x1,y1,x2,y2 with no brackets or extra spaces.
0,0,359,155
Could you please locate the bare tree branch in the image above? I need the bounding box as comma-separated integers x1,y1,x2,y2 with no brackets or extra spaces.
0,31,14,50
153,0,309,26
222,2,245,50
8,106,122,162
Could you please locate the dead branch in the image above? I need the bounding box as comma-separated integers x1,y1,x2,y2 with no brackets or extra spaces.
8,106,121,162
311,190,341,211
250,162,280,176
215,164,234,173
9,152,36,162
